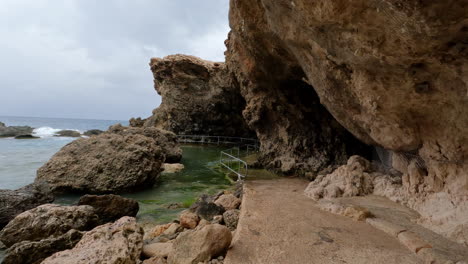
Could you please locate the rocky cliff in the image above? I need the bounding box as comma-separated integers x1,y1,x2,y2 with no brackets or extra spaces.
139,54,252,138
226,0,467,245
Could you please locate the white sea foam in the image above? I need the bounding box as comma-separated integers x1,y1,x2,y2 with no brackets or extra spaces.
32,127,82,138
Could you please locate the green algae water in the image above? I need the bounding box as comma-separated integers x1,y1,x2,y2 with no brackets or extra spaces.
54,144,232,225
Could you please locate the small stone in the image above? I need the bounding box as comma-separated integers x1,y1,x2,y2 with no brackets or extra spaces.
398,231,432,253
163,223,182,236
223,209,240,231
162,163,185,173
146,223,173,240
215,194,241,211
343,206,372,221
180,210,200,229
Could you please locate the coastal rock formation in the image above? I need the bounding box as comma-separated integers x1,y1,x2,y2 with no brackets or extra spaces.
41,217,144,264
2,229,83,264
0,122,33,137
0,204,98,247
140,54,252,138
36,130,166,193
0,181,54,229
83,129,103,136
55,130,81,137
77,194,139,224
107,125,182,163
227,0,467,245
167,224,232,264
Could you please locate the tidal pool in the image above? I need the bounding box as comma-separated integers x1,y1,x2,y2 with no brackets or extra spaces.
55,144,232,224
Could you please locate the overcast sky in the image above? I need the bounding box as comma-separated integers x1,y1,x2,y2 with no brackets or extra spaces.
0,0,229,120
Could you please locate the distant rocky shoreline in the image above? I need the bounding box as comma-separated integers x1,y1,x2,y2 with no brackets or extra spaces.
0,121,103,139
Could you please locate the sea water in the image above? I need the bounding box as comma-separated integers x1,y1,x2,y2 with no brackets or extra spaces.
0,116,126,190
0,116,231,261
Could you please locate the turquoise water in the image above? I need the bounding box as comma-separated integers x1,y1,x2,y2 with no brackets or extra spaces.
55,144,231,224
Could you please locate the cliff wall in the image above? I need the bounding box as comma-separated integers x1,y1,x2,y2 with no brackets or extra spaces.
226,0,467,245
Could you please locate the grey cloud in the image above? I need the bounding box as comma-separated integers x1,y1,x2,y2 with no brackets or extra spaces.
0,0,229,120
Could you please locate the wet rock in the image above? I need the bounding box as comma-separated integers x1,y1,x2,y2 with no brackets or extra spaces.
2,229,83,264
36,131,165,193
0,181,54,229
142,55,252,138
223,210,240,231
179,210,200,229
192,201,225,221
167,224,232,264
0,204,98,247
162,163,185,173
0,123,33,137
55,130,81,137
83,129,103,136
41,216,143,264
142,242,174,258
14,134,39,139
214,194,241,211
77,194,139,224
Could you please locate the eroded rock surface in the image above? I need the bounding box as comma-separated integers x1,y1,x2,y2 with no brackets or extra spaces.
0,204,98,247
41,216,144,264
2,229,83,264
0,181,54,229
227,0,467,246
140,54,252,138
36,128,166,193
77,194,139,224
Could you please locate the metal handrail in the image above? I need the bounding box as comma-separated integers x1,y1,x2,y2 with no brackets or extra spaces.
220,151,249,182
177,134,258,146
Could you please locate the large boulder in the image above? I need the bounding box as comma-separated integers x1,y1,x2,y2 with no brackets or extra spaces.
107,125,182,163
214,194,241,211
36,131,165,193
41,216,144,264
2,229,83,264
0,204,98,247
139,55,253,138
0,181,54,229
167,224,232,264
77,194,139,224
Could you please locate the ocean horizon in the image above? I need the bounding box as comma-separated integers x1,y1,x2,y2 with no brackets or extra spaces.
0,115,129,190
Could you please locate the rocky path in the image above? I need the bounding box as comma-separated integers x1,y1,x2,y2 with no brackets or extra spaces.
224,178,421,264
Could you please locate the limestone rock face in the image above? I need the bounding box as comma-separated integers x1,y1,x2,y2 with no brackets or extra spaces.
227,0,467,245
167,224,232,264
41,216,144,264
107,124,182,163
0,204,98,247
2,229,83,264
77,194,139,224
36,129,166,193
141,54,253,138
0,181,54,229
